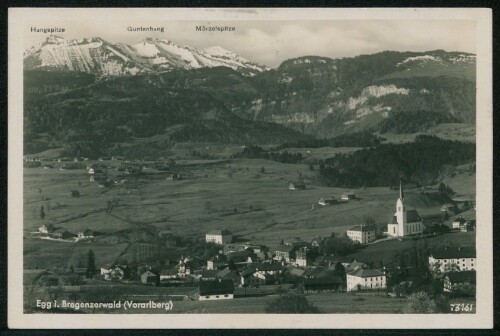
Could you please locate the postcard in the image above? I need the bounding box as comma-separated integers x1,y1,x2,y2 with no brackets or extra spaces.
8,7,493,329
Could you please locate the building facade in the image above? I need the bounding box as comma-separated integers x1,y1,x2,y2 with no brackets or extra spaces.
428,246,476,273
205,229,233,245
347,268,387,291
347,225,376,244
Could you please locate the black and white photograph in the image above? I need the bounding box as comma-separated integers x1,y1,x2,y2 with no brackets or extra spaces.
8,7,493,329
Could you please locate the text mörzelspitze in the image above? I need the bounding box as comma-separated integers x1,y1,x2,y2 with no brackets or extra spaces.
195,26,236,32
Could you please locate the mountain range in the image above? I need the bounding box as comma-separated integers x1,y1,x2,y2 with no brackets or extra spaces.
24,35,476,157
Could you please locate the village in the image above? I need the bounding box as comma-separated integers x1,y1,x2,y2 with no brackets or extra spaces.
23,152,476,313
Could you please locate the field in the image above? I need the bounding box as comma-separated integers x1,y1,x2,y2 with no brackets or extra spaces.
23,141,475,276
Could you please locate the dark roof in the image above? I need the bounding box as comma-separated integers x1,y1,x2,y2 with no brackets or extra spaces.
199,279,234,296
274,246,296,254
303,275,343,286
406,209,422,223
348,225,376,232
201,270,219,279
348,268,385,278
430,246,476,259
209,254,228,262
207,229,232,236
241,263,283,277
445,271,476,284
160,268,178,276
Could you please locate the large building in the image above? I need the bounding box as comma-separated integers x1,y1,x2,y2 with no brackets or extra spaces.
428,246,476,273
205,229,233,245
347,225,376,244
347,268,386,292
387,182,424,237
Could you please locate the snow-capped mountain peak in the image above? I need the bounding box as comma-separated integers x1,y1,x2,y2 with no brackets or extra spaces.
24,36,269,77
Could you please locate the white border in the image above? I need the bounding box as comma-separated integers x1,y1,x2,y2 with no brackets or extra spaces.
8,7,493,329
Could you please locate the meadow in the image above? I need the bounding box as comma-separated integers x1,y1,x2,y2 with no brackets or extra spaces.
23,141,475,272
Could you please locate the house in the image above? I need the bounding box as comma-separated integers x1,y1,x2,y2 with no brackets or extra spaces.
77,229,94,239
288,181,305,190
428,246,476,273
200,270,219,281
52,230,75,240
207,254,228,270
140,269,159,285
102,265,126,281
441,203,458,215
443,271,476,292
318,196,337,206
341,192,356,201
227,250,256,266
217,268,241,287
240,262,283,286
159,268,179,281
311,236,322,248
387,181,424,237
205,228,233,245
347,268,386,291
222,244,247,255
274,245,297,263
198,279,234,301
460,220,476,232
38,224,55,235
452,216,468,230
242,243,269,254
177,259,191,278
302,276,344,293
295,247,309,267
346,261,368,272
347,225,376,244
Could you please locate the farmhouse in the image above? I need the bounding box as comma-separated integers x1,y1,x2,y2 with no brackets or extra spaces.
302,276,344,293
38,223,55,235
140,269,159,285
318,196,337,206
441,203,458,215
341,192,356,201
347,225,376,244
205,228,233,245
216,268,241,287
347,268,386,292
77,229,94,239
52,230,75,240
198,279,234,301
101,265,127,281
387,182,424,237
240,262,284,286
274,245,297,263
288,181,305,190
443,270,476,292
159,268,179,281
295,247,309,267
207,254,228,270
460,220,476,232
428,246,476,273
452,216,468,230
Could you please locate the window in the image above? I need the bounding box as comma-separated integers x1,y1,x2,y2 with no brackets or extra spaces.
216,296,219,298
224,295,229,297
205,296,209,299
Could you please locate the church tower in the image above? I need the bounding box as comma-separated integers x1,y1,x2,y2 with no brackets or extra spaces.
395,181,407,236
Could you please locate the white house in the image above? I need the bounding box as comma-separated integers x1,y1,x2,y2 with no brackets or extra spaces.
452,217,468,230
38,224,55,235
347,225,376,244
318,196,337,206
387,181,424,237
295,247,308,267
205,229,233,245
341,192,356,201
347,268,386,292
428,246,476,273
198,279,234,301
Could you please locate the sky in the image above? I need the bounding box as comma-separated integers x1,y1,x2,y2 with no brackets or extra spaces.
25,20,476,68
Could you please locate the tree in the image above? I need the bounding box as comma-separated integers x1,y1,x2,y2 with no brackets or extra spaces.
265,295,321,313
40,205,45,220
86,249,96,279
444,262,460,273
260,166,265,174
404,291,437,313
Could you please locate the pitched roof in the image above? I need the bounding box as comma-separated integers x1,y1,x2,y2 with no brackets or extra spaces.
430,246,476,259
406,209,422,223
201,270,219,278
274,245,296,254
241,262,283,277
160,268,178,276
207,229,232,236
209,254,228,262
348,225,376,232
445,271,476,284
348,268,385,278
199,279,234,296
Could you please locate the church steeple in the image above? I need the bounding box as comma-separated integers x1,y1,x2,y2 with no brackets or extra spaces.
399,180,404,201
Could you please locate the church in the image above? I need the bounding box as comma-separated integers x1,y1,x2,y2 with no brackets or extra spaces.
387,181,424,237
